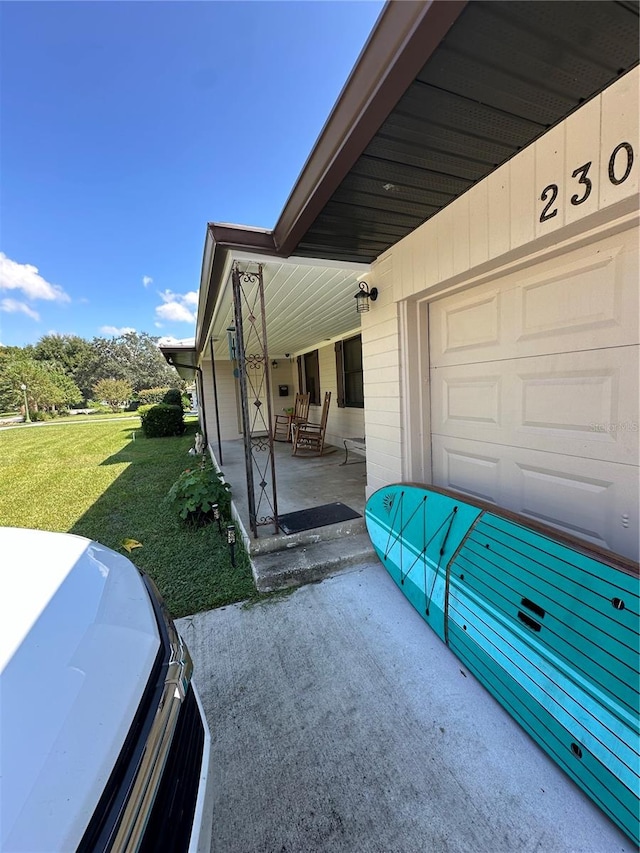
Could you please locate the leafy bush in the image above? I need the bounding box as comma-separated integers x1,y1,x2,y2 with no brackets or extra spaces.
167,460,231,524
162,388,183,408
139,403,185,438
138,387,171,406
93,378,133,412
31,410,52,421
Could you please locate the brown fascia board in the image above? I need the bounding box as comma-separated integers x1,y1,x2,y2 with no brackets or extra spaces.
273,0,467,258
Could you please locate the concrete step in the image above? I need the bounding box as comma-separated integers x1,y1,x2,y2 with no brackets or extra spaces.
248,515,367,556
252,530,377,593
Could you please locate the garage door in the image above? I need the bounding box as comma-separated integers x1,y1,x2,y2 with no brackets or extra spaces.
429,226,639,560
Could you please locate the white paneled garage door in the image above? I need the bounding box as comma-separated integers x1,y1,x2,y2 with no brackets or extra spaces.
429,226,639,560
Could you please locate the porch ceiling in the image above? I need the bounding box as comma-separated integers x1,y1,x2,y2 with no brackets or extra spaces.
286,0,640,263
206,254,370,362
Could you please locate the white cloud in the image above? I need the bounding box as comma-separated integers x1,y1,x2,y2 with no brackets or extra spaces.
156,302,196,323
154,322,163,328
1,298,40,321
100,325,136,336
0,253,70,303
155,289,196,324
143,275,153,287
183,291,198,306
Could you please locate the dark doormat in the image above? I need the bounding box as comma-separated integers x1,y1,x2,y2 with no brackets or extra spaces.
278,502,361,535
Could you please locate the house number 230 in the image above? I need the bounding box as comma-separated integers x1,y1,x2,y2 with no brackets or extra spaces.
539,142,635,223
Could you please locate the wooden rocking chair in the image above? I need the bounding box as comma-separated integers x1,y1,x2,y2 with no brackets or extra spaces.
292,391,331,456
274,392,310,442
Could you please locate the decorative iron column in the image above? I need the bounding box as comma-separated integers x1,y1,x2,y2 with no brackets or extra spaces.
231,262,279,537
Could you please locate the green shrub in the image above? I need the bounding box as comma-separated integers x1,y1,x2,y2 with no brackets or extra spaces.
167,460,231,524
85,400,111,414
138,387,171,406
140,403,185,438
162,388,183,408
31,410,52,421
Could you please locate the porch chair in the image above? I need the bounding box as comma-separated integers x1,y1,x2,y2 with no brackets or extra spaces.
292,391,331,456
274,392,310,442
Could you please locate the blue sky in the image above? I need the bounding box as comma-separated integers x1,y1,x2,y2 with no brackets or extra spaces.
0,1,384,348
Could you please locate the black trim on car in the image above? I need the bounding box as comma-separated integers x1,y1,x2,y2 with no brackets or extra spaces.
138,686,205,853
77,575,172,852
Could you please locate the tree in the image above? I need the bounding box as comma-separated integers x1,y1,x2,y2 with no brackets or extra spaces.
0,351,82,413
2,332,184,407
33,334,93,377
74,332,183,399
115,331,184,392
93,378,134,412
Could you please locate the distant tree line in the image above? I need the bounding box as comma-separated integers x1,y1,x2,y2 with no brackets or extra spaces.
0,331,184,416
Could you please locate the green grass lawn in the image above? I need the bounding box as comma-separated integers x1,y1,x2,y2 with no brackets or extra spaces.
0,419,256,617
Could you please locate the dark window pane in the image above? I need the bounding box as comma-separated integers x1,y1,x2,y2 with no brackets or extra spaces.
345,373,363,407
304,350,320,406
342,335,363,407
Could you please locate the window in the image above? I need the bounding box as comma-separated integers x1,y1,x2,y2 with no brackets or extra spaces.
297,350,320,406
335,335,363,408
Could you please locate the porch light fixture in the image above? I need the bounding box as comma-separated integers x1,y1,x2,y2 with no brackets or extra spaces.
212,503,222,534
271,360,278,369
354,280,378,314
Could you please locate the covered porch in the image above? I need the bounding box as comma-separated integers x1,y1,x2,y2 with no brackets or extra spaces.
212,436,376,591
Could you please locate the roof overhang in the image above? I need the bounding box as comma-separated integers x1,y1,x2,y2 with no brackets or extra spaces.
159,341,198,381
195,0,639,352
272,0,468,258
194,1,464,354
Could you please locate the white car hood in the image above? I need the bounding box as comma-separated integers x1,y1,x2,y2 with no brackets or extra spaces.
0,527,161,852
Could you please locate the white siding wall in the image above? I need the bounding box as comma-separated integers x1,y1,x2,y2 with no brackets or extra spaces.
316,343,364,448
201,352,365,448
200,359,241,444
362,254,402,491
362,67,639,496
269,360,297,423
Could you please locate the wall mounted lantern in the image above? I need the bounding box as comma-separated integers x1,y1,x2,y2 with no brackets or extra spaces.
354,280,378,313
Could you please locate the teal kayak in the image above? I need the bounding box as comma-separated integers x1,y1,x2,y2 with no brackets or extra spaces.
366,483,639,845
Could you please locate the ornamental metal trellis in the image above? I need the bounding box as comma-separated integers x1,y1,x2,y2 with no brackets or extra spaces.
231,262,279,537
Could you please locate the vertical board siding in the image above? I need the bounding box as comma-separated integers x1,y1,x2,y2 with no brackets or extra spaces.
363,68,638,496
509,146,536,250
375,67,639,306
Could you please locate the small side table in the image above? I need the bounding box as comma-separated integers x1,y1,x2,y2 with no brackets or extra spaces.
340,437,366,465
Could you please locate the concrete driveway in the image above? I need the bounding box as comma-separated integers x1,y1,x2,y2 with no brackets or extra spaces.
178,562,632,853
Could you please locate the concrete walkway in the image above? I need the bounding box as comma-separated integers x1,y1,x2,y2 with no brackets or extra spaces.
178,562,631,853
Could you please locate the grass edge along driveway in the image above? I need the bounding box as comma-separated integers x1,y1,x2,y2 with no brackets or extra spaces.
0,419,256,618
